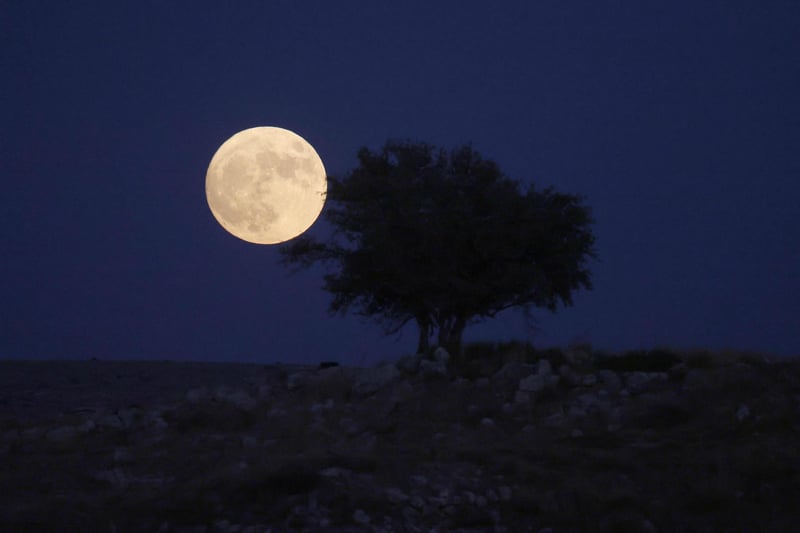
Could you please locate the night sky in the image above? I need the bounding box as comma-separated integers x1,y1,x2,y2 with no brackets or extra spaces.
2,2,798,366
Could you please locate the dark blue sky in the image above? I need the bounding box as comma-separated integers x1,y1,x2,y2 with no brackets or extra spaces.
2,2,798,365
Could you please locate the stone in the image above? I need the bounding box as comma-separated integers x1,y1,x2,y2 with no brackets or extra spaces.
396,353,422,374
480,417,495,428
215,387,257,411
185,387,210,403
736,404,750,422
558,365,580,387
385,487,409,504
518,372,559,394
564,346,592,367
112,446,133,463
625,372,653,395
514,390,531,404
46,425,79,443
419,359,448,380
116,406,144,428
93,467,129,489
352,364,400,397
498,486,512,501
352,509,371,526
580,373,598,386
286,371,309,391
493,361,527,382
537,358,553,376
668,362,688,381
433,346,450,364
77,419,96,433
597,370,622,392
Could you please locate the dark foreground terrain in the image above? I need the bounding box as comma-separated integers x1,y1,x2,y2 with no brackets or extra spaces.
1,346,798,532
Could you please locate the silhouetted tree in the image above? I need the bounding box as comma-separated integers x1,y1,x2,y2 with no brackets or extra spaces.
280,140,597,359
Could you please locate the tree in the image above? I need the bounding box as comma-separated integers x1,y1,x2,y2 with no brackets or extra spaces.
280,140,598,360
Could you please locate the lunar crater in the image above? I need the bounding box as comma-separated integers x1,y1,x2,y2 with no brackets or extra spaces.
206,127,326,244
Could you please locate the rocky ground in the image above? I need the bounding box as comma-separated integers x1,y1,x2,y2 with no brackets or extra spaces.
1,346,799,532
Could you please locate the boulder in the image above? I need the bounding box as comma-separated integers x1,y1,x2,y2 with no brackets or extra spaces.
518,360,560,394
597,370,623,393
564,345,592,367
625,372,653,395
493,361,529,382
419,359,448,380
352,364,400,397
396,353,423,374
433,346,450,364
214,387,257,411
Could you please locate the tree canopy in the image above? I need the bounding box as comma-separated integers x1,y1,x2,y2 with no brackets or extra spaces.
280,140,598,357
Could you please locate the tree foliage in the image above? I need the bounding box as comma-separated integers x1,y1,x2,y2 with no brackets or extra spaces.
280,140,598,357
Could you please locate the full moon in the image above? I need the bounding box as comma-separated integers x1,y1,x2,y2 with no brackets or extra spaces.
205,127,327,244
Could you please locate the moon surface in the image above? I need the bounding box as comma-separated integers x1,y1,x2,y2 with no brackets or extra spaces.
205,127,327,244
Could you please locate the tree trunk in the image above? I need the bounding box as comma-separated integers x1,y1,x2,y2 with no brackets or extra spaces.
436,316,466,363
416,320,430,354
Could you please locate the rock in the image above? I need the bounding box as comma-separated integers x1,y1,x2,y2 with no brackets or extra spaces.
537,359,553,376
625,372,653,395
558,365,580,387
21,427,44,440
597,370,623,392
46,425,79,443
385,487,409,504
256,384,272,399
352,364,400,397
668,362,688,381
396,353,422,374
286,371,312,391
543,412,567,427
116,406,144,428
514,390,531,404
580,373,598,386
338,417,360,435
683,368,713,391
567,405,587,418
77,419,96,433
185,387,210,403
736,404,750,422
409,494,425,509
240,435,259,449
498,486,512,501
518,372,560,394
93,467,129,489
433,346,450,364
419,359,448,380
353,509,371,526
564,346,592,367
1,429,20,446
215,387,257,411
96,412,124,430
480,417,495,428
493,361,526,382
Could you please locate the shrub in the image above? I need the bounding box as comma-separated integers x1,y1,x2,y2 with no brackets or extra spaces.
684,350,716,369
593,348,681,372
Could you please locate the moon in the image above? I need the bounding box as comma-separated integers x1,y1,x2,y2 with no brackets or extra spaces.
205,127,327,244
